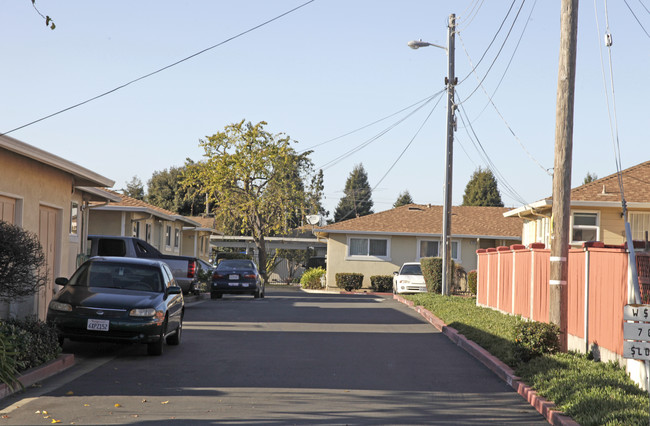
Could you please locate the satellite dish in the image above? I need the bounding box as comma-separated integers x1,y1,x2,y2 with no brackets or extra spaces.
306,215,322,225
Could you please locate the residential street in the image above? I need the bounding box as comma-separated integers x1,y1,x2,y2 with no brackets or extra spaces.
0,286,547,425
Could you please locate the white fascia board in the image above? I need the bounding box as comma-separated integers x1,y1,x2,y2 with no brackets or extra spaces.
182,226,223,235
76,186,122,202
90,205,176,221
313,229,520,240
211,235,322,244
1,134,115,187
503,200,552,217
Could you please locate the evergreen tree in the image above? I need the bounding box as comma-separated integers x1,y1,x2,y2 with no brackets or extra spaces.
334,164,374,222
123,176,145,200
307,169,329,218
583,172,598,185
462,167,504,207
393,190,414,208
147,166,205,216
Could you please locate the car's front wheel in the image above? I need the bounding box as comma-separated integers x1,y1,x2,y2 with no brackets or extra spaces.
167,317,182,346
147,320,167,356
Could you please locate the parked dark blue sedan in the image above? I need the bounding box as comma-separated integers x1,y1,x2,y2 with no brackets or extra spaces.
211,259,264,299
47,257,184,356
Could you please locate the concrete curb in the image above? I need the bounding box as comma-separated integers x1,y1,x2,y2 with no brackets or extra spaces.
0,353,75,400
394,294,579,426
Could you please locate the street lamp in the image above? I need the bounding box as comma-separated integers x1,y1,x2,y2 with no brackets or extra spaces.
408,14,456,296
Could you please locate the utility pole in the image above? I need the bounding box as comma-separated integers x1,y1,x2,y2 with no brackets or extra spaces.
550,0,579,351
441,14,456,296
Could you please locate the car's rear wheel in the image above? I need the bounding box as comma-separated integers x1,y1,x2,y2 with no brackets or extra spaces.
211,292,222,300
147,320,167,356
254,289,260,298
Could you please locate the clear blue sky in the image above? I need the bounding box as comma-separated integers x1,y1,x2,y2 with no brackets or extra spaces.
2,1,649,218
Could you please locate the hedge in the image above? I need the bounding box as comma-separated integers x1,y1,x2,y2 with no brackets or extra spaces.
335,273,363,292
370,275,393,292
467,270,477,295
300,267,326,289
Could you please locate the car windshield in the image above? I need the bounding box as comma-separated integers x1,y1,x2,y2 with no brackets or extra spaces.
217,260,255,271
400,264,422,275
69,262,163,292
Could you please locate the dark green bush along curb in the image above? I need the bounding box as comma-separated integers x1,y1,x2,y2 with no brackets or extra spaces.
0,353,75,399
392,294,579,426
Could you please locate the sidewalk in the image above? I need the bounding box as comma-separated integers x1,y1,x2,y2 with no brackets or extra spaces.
393,294,579,426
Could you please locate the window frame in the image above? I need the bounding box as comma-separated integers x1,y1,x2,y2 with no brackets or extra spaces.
346,236,391,261
570,211,600,244
416,238,460,262
69,201,79,236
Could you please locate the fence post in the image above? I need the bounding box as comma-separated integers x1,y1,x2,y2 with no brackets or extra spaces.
512,248,517,314
584,246,590,354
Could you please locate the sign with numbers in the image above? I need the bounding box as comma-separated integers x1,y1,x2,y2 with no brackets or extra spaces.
624,304,650,360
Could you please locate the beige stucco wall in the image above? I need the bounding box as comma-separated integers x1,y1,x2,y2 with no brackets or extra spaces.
323,233,515,289
0,149,86,318
181,231,212,261
599,207,625,245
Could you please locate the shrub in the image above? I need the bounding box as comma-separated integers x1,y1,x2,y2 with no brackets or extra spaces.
370,275,393,292
467,270,478,295
300,267,326,289
335,273,363,292
0,221,48,301
421,257,456,294
513,321,560,363
0,336,19,390
0,317,61,373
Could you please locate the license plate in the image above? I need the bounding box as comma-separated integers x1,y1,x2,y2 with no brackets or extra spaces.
87,319,109,331
242,283,249,287
228,282,238,286
229,274,239,280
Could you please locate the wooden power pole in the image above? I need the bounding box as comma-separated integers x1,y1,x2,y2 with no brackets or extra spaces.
550,0,579,351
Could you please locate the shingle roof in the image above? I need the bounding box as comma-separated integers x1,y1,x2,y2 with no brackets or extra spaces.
91,189,200,226
570,160,650,203
316,204,523,238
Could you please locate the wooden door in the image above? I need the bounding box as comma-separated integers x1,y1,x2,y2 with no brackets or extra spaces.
38,206,58,319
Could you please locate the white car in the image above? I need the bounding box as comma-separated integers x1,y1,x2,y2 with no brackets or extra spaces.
393,262,427,294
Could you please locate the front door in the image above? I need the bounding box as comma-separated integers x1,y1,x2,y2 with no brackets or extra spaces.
38,206,58,320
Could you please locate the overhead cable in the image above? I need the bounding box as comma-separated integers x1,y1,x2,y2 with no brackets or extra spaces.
1,0,316,137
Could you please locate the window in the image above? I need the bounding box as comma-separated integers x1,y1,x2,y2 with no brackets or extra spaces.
535,217,550,245
132,221,140,238
165,225,171,247
418,239,460,261
174,228,180,248
419,240,439,258
630,213,650,240
145,223,152,243
348,237,389,258
571,212,599,243
70,202,78,235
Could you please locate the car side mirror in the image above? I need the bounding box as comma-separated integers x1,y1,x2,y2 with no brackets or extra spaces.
167,286,182,295
55,277,69,286
393,271,398,276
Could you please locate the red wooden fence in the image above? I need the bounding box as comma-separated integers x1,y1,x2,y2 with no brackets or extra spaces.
477,243,634,357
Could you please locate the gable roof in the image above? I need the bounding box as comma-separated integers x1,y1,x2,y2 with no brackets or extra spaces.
1,134,114,188
505,160,650,217
90,189,201,227
314,204,523,239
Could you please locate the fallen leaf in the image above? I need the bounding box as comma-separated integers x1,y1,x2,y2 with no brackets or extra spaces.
161,401,169,405
83,404,90,407
35,411,41,414
43,411,48,415
51,420,61,424
141,399,148,403
132,415,139,418
1,415,9,418
114,403,121,408
66,391,74,396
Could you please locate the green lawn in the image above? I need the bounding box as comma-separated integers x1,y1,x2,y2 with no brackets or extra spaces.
403,293,650,426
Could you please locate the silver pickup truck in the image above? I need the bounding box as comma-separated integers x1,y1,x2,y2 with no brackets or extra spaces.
86,235,199,294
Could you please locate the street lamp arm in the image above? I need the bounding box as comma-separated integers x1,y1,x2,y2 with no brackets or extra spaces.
407,39,446,51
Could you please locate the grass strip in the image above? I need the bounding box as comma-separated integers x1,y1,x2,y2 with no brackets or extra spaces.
403,293,650,425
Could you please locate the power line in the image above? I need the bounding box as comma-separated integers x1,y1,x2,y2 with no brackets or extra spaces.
334,98,442,222
1,0,316,137
456,0,528,105
457,0,520,84
316,89,446,171
455,89,529,206
623,0,650,39
299,93,441,153
456,29,551,177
